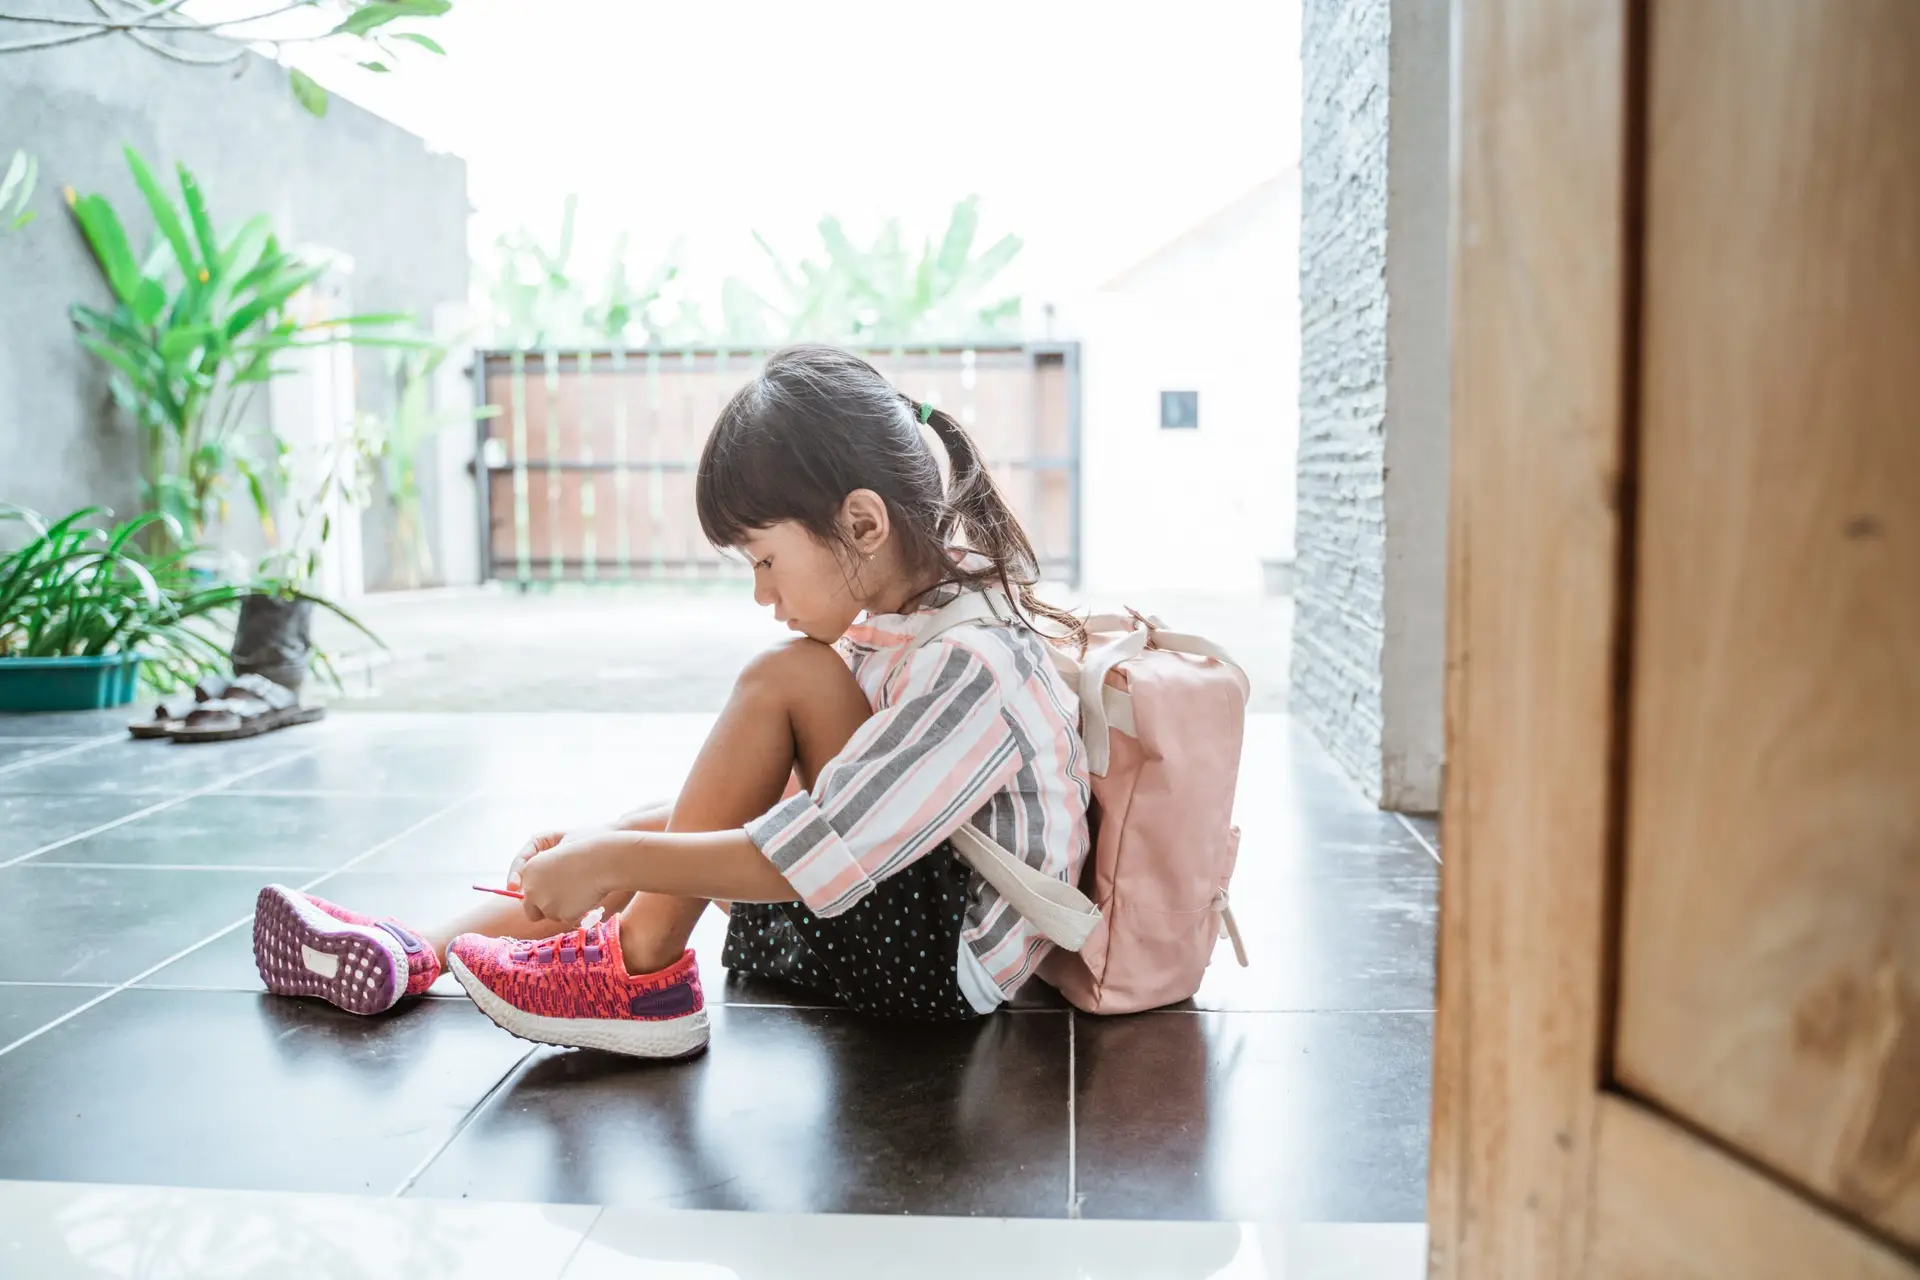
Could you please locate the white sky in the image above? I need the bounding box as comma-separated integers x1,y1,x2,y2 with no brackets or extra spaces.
294,0,1301,322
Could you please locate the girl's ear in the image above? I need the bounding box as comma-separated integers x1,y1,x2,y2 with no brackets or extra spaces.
840,489,891,558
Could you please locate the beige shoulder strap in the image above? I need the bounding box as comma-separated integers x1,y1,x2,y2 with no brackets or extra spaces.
899,588,1101,952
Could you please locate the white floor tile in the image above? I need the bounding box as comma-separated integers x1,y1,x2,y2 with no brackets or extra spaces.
0,1181,600,1280
565,1209,1427,1280
1,1189,1425,1280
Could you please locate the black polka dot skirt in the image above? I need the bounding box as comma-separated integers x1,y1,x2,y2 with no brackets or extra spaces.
722,842,983,1022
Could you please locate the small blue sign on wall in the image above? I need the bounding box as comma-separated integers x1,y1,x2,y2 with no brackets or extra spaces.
1160,390,1199,430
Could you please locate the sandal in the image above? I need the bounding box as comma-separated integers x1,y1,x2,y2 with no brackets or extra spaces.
127,675,233,739
168,674,325,744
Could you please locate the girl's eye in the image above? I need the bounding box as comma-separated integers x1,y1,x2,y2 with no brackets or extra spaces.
751,556,772,570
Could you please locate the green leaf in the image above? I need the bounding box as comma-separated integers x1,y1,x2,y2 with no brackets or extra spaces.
213,217,272,310
289,68,328,117
158,325,216,363
68,193,142,307
131,278,169,328
124,147,198,279
933,194,981,292
177,165,219,269
391,31,445,54
359,60,391,73
332,0,449,38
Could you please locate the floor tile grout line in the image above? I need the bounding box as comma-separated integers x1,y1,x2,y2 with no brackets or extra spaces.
1394,812,1441,865
0,734,120,777
0,746,322,870
294,788,487,894
0,789,478,1061
390,1045,540,1199
552,1205,608,1280
1066,1008,1080,1219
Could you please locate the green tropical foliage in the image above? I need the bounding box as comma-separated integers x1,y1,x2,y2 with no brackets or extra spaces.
483,196,681,348
66,147,428,550
725,196,1023,345
374,345,497,588
0,504,382,690
0,505,241,687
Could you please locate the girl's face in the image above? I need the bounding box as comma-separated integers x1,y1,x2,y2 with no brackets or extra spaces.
739,521,868,644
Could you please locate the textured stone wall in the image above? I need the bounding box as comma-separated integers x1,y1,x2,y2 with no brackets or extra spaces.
1293,0,1392,798
1293,0,1450,811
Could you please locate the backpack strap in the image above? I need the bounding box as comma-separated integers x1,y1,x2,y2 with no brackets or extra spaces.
949,824,1102,952
905,587,1008,652
898,588,1102,952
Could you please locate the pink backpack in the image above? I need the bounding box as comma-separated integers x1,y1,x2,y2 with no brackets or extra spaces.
918,595,1251,1014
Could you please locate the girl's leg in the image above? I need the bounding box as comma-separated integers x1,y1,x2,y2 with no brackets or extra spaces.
616,637,872,974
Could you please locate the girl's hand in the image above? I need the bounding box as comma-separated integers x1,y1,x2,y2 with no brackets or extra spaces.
507,824,615,889
506,830,567,890
516,832,622,926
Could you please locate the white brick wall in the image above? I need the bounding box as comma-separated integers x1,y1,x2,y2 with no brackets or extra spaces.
1294,0,1450,811
1293,0,1392,798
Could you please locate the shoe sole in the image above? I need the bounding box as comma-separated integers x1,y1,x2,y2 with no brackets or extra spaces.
446,953,711,1059
253,885,406,1015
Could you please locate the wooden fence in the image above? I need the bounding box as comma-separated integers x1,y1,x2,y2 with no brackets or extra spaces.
475,344,1081,585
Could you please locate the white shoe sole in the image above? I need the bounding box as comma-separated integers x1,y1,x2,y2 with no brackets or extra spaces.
253,885,407,1015
447,953,711,1059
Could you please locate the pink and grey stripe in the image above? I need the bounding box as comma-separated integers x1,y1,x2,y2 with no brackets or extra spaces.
746,588,1091,998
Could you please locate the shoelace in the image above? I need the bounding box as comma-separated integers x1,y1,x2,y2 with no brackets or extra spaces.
512,923,605,965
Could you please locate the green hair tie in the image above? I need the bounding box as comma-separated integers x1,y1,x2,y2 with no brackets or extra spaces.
917,401,934,424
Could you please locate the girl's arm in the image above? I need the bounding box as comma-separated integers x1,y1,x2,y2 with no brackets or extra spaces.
597,830,795,902
516,828,794,924
613,799,675,832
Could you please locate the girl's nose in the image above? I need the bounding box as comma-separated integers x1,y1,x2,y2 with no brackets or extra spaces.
752,577,776,610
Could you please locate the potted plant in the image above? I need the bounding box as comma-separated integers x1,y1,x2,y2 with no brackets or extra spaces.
243,410,387,692
0,506,244,712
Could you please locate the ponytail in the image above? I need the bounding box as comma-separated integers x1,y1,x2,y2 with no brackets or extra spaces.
918,401,1087,650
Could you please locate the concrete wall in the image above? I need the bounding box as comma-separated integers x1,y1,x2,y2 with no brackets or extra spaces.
1292,0,1450,811
1378,0,1452,813
0,17,469,588
1077,173,1300,597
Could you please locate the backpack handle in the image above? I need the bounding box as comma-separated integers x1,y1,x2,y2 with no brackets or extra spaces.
1053,615,1251,776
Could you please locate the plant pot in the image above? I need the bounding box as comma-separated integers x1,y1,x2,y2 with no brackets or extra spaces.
0,653,144,712
232,593,313,693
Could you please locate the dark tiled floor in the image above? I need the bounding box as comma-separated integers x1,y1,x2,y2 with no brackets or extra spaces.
0,710,1435,1221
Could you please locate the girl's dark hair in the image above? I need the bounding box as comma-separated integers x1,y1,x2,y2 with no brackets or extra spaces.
697,344,1083,644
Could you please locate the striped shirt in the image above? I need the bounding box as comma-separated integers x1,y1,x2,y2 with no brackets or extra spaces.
744,585,1091,1001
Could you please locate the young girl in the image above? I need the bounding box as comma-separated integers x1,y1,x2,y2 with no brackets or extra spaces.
251,345,1091,1057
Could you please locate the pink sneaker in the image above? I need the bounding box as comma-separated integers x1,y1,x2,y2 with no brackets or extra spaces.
253,884,416,1015
446,919,709,1059
299,891,443,996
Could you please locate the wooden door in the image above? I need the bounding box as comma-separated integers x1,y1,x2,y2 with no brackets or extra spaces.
1427,1,1919,1276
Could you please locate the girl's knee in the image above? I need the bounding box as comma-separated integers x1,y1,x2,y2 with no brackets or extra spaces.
739,636,851,695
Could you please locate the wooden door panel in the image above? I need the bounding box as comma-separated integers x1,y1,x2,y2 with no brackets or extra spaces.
1591,1096,1918,1280
1615,0,1920,1250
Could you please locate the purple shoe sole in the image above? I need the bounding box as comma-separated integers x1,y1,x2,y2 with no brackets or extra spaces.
253,885,406,1015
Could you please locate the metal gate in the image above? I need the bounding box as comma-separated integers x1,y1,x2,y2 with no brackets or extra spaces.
474,343,1081,587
